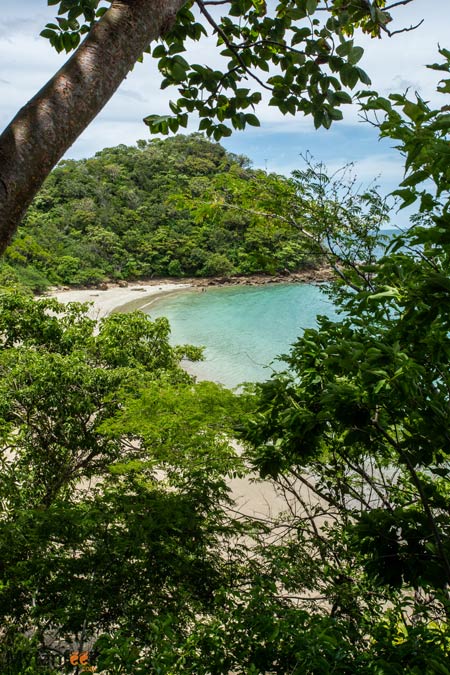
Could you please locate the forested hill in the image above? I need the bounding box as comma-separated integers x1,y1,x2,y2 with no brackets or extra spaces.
1,134,320,291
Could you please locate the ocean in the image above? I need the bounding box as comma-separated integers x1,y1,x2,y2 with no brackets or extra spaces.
147,283,338,388
145,229,404,387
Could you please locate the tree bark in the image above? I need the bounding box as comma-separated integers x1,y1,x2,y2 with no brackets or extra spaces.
0,0,186,255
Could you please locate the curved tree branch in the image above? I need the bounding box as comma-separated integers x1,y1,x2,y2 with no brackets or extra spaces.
382,18,424,37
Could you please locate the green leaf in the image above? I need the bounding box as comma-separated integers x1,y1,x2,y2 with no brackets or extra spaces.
245,114,260,127
291,27,311,46
355,67,371,85
171,62,187,81
437,78,450,94
403,99,426,123
62,32,73,52
40,28,57,39
336,41,353,58
341,65,359,89
333,90,352,104
391,188,417,208
152,44,167,58
401,169,430,187
348,46,364,65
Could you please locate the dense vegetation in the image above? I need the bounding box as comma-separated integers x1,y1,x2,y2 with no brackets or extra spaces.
242,52,450,671
2,134,325,291
0,290,248,673
3,57,450,670
5,1,450,673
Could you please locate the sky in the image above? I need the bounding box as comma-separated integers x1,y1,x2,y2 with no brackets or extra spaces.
0,0,449,219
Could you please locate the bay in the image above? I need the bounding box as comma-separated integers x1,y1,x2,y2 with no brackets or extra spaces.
147,283,337,388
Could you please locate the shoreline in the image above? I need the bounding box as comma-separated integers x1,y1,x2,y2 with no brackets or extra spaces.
48,282,193,320
48,267,334,319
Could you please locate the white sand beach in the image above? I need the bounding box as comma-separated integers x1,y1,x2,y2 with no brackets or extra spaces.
49,281,192,320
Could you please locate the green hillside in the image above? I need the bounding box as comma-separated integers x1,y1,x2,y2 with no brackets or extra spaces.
3,134,320,290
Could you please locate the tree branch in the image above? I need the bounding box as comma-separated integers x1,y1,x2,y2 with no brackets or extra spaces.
382,19,424,38
195,0,272,92
385,0,416,9
341,454,393,511
237,39,305,57
373,419,450,588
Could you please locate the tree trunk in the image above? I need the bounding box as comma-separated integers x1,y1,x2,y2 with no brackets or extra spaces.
0,0,186,255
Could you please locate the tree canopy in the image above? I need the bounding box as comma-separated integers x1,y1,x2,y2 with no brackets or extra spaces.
241,47,450,672
0,287,248,673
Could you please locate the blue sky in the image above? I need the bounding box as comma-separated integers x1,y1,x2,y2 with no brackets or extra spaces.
0,0,449,221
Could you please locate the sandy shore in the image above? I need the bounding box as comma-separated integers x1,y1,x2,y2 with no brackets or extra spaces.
49,281,192,320
48,268,333,320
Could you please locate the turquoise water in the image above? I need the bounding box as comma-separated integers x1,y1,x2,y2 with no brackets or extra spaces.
147,283,337,388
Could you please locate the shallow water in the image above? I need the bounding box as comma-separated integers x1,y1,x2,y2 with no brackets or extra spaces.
147,283,337,388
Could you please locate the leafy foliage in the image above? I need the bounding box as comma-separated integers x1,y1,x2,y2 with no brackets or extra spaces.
179,153,391,283
37,0,409,140
242,52,450,671
6,4,450,671
0,288,247,673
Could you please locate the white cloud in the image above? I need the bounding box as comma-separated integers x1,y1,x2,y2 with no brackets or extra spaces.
118,88,148,103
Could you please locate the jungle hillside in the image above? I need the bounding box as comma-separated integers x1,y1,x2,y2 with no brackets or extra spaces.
2,134,325,291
